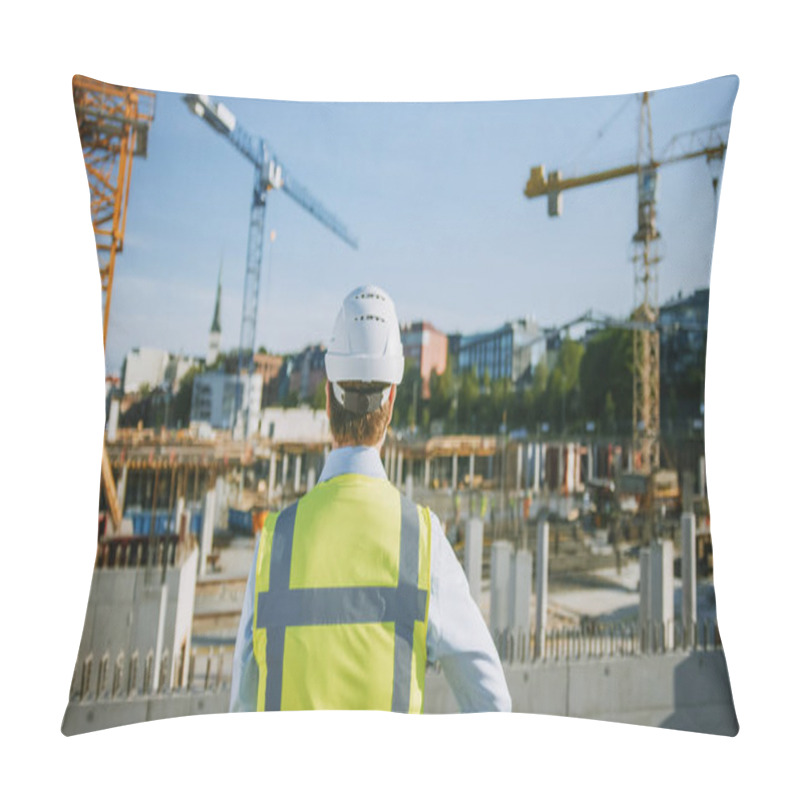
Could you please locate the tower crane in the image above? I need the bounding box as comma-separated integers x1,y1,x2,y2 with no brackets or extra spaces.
524,92,727,474
73,75,156,532
183,94,358,436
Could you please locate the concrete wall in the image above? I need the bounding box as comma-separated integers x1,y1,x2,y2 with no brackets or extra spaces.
424,650,738,736
62,690,230,736
71,547,199,697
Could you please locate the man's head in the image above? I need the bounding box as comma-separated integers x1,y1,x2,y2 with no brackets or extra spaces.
324,285,404,448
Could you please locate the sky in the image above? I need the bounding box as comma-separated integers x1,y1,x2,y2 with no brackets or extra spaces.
101,76,738,374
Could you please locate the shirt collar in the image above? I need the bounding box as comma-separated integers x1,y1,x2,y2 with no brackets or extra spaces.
318,445,388,483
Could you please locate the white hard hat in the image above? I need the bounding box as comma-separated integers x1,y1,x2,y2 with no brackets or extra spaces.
325,285,404,407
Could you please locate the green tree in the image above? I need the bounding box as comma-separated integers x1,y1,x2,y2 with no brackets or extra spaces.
580,328,633,432
311,380,327,411
458,367,480,432
172,365,204,428
429,362,454,424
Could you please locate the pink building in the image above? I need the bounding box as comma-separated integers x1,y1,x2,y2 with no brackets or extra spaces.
401,321,448,399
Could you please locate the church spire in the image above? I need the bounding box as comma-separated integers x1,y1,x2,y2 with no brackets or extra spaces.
207,257,223,366
210,258,222,334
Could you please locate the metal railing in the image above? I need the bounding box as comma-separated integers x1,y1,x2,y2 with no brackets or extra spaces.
69,646,233,703
494,617,722,665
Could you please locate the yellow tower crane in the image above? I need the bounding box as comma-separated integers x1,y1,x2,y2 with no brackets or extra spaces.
524,92,727,474
73,75,156,531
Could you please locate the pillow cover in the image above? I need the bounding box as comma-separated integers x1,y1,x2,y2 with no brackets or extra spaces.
63,74,738,735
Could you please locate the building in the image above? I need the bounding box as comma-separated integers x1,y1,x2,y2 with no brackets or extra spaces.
401,321,448,399
287,344,327,402
121,348,202,396
121,347,171,395
454,318,547,384
257,407,331,442
253,352,284,406
190,372,263,432
659,288,709,427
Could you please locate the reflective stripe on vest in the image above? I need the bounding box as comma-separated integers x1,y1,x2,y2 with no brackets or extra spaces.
252,474,432,712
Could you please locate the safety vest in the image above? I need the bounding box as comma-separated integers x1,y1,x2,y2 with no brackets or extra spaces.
252,473,432,712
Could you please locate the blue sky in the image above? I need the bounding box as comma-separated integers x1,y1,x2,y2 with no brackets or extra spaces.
105,75,737,374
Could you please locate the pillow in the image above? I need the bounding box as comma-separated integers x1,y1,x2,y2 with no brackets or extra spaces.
63,74,738,736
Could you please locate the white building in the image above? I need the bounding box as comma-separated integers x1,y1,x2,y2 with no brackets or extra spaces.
190,372,263,432
257,407,331,442
122,347,170,394
122,348,201,395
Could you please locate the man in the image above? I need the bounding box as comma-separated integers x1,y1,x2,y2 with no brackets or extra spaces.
230,285,511,713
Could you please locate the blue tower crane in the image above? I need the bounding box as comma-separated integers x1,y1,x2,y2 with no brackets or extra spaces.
184,93,358,435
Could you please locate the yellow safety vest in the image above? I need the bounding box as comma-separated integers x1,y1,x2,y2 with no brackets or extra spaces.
253,473,432,712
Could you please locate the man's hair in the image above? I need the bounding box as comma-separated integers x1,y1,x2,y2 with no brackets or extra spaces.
328,381,392,447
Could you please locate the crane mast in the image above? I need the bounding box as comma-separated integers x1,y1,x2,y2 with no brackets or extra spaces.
632,92,661,473
524,93,727,474
73,75,155,532
184,94,357,437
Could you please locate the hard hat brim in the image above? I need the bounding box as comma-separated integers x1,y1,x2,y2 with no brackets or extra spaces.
325,352,404,385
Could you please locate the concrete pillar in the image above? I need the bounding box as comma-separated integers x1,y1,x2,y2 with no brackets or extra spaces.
639,548,652,651
405,473,413,500
174,496,185,535
534,518,549,660
294,453,302,494
490,541,513,638
281,452,289,489
566,444,576,493
516,445,523,491
512,549,532,644
268,451,277,503
452,453,458,489
469,453,475,488
650,539,675,651
107,397,120,442
199,488,216,577
681,512,697,648
116,464,128,514
424,458,431,488
557,444,564,493
397,451,404,487
307,467,316,493
464,518,484,603
533,443,541,495
214,475,226,529
640,541,674,652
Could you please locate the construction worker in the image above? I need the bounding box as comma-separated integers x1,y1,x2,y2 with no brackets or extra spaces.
230,285,511,713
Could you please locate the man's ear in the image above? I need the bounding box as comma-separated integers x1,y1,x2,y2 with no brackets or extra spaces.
387,384,397,420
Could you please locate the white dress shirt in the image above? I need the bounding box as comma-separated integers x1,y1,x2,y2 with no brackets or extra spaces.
229,445,512,713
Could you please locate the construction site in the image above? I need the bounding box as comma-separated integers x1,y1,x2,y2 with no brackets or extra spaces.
63,76,737,735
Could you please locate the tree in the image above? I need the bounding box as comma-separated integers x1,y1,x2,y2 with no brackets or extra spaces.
429,361,455,428
580,328,633,433
172,364,204,428
311,380,327,411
